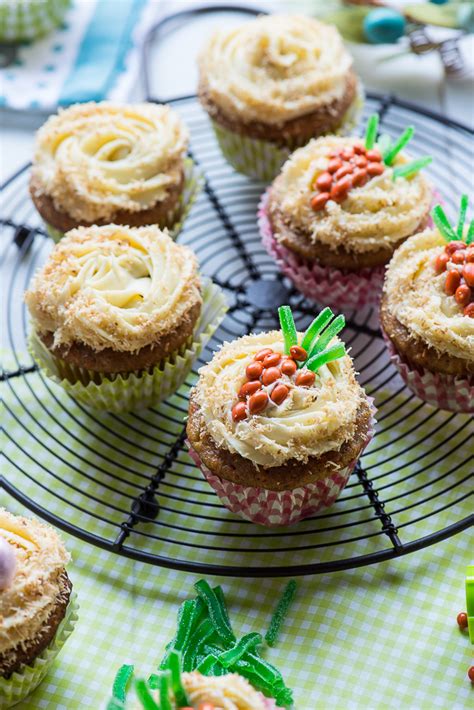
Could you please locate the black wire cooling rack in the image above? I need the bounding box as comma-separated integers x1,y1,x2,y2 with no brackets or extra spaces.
1,6,473,577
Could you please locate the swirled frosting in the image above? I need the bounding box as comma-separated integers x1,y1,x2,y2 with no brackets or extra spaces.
199,14,354,125
31,102,188,223
0,509,70,658
194,331,366,469
271,136,432,254
181,672,269,709
25,224,202,353
383,228,474,362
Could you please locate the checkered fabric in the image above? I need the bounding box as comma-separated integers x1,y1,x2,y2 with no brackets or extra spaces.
0,0,70,42
258,191,385,311
2,346,473,709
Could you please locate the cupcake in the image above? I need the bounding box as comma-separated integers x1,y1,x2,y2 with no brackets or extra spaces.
187,305,375,526
198,14,361,181
30,102,199,242
25,224,226,412
0,0,70,42
380,196,474,413
0,509,77,708
260,114,433,310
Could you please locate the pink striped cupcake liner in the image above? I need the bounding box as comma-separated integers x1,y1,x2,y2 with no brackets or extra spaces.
258,190,385,311
186,401,376,527
382,329,474,413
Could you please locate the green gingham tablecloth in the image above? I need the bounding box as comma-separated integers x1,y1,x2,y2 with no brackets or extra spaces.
2,349,473,709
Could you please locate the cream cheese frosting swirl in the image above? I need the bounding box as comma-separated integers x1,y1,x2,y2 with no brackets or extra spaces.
25,224,202,353
181,671,269,709
0,510,70,659
199,15,354,125
383,228,474,362
194,331,365,469
271,136,432,254
31,102,188,223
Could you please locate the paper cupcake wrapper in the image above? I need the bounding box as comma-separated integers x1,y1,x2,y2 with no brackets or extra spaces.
258,190,384,311
186,401,376,527
382,328,474,413
44,158,202,244
28,279,227,412
0,0,70,42
210,85,364,182
0,594,78,708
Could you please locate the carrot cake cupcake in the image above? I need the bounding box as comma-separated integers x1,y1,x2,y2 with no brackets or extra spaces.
187,305,375,526
380,196,474,412
198,14,361,181
30,102,197,241
25,224,226,412
0,509,76,707
260,114,433,310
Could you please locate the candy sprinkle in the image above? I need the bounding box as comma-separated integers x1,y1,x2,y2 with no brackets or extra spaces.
265,580,297,647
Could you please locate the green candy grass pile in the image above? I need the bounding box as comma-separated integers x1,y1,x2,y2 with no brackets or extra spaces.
278,305,346,372
431,194,474,244
364,113,432,180
106,580,297,709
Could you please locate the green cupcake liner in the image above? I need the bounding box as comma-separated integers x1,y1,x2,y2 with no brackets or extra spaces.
211,83,364,182
44,158,203,244
0,593,78,708
28,279,227,412
0,0,71,42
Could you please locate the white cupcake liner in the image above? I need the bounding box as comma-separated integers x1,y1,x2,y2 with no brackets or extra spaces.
0,594,78,708
44,158,202,243
382,328,474,413
28,279,227,412
210,86,364,182
186,400,376,527
258,190,385,310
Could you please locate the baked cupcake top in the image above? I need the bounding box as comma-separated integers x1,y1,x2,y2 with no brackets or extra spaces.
270,117,433,255
31,102,188,223
0,509,70,659
193,307,367,469
25,224,202,354
198,14,354,126
383,202,474,363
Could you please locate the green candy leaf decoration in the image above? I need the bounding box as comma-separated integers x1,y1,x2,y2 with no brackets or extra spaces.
278,305,298,354
135,679,160,710
392,156,432,180
196,652,226,676
217,632,262,667
265,580,297,648
377,133,392,156
168,651,189,707
306,343,347,373
300,307,333,353
365,113,379,150
112,664,134,703
431,204,458,242
308,314,346,358
466,220,474,245
383,126,415,165
457,194,469,238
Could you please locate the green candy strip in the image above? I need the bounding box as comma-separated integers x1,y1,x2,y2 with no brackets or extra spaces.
466,220,474,245
265,580,297,648
160,598,206,669
300,307,333,354
431,204,458,242
456,194,469,238
278,305,298,354
306,343,346,373
308,314,345,358
158,673,172,710
135,679,160,710
213,586,232,631
168,651,189,707
217,632,262,668
196,653,227,676
392,156,432,180
383,126,414,165
377,133,392,156
364,114,379,150
182,618,216,672
195,580,236,646
106,699,125,710
112,664,134,702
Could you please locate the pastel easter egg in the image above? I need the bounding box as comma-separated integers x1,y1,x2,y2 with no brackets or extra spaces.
0,537,16,590
363,8,406,44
